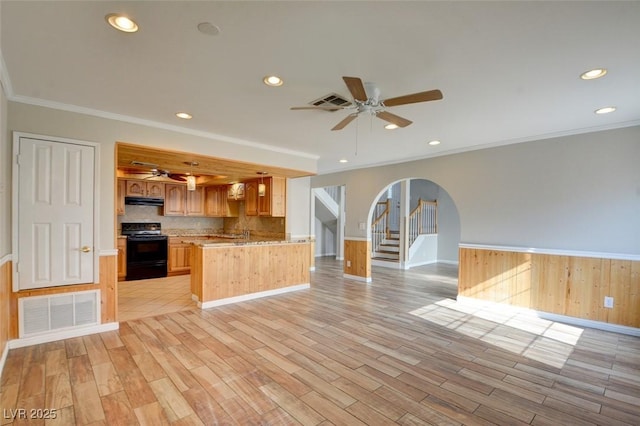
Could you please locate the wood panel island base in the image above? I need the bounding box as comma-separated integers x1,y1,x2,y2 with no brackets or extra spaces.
190,241,311,309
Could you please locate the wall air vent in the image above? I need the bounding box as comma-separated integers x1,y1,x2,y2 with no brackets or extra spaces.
19,290,100,337
310,93,352,111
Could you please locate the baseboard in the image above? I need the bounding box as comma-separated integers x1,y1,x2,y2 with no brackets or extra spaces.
343,273,372,283
372,259,402,269
457,296,640,337
198,284,310,309
8,322,120,349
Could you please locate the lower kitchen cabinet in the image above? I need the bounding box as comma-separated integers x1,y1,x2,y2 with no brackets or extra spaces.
168,237,191,276
117,238,127,281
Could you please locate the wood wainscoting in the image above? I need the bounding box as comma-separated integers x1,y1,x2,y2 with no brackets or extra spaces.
344,239,371,281
1,258,11,361
192,242,310,305
6,253,118,340
459,246,640,328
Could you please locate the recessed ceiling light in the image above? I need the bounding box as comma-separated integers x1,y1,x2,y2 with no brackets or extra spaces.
197,22,221,36
384,124,399,130
105,14,139,33
595,106,616,114
176,112,192,120
263,75,283,87
428,140,441,146
580,68,607,80
339,159,348,163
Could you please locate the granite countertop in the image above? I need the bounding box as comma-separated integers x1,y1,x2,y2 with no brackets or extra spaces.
182,237,310,247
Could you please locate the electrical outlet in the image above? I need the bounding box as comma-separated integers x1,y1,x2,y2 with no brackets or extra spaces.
358,222,366,231
346,260,351,267
604,296,614,309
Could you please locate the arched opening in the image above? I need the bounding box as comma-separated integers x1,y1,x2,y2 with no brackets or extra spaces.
367,178,460,270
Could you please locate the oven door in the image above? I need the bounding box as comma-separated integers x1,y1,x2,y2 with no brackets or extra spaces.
126,236,168,280
126,236,168,263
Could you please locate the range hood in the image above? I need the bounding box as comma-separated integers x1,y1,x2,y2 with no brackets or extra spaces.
124,196,164,207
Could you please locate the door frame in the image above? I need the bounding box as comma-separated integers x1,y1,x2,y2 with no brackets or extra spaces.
12,132,101,291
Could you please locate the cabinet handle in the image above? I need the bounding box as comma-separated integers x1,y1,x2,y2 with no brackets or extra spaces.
81,246,92,253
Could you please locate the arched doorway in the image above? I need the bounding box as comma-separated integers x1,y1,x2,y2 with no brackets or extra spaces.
368,178,460,270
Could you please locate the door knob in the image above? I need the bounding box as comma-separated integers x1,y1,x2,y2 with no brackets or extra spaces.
81,246,92,253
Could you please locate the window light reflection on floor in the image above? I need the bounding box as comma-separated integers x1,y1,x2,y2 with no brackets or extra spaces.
409,298,584,369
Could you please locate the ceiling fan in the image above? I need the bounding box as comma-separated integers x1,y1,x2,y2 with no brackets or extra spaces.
291,76,443,131
126,161,188,182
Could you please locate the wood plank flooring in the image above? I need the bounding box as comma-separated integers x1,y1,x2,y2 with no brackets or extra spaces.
1,257,639,425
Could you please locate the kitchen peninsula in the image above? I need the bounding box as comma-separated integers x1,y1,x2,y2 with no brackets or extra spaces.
188,238,311,308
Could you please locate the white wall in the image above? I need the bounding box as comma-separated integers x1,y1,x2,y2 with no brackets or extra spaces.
7,102,317,249
0,70,9,257
311,126,640,255
286,176,312,238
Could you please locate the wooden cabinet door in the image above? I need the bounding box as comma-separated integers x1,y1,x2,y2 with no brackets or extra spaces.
245,180,259,216
125,180,146,197
270,177,286,217
117,238,127,281
117,179,126,215
258,178,272,216
164,184,186,216
146,182,165,198
168,240,191,275
205,186,219,216
186,187,205,216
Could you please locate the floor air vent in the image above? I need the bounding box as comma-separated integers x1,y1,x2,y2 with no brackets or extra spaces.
310,93,352,110
19,290,100,337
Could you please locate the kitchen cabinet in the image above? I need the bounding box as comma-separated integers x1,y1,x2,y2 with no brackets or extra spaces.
164,184,186,216
117,179,126,215
228,183,245,200
206,186,239,217
165,185,214,217
168,237,191,276
125,180,165,198
245,177,286,217
117,238,127,281
245,181,259,216
186,187,206,216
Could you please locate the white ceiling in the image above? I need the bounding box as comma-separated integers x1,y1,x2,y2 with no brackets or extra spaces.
2,1,639,174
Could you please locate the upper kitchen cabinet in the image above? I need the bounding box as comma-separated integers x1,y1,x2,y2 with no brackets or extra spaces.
206,186,238,217
228,183,245,201
186,187,206,216
125,180,165,199
246,177,286,217
164,184,186,216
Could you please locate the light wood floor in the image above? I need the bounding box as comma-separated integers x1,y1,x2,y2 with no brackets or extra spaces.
1,257,639,425
118,275,194,322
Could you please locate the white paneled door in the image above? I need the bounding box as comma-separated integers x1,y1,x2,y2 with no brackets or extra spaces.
15,136,95,290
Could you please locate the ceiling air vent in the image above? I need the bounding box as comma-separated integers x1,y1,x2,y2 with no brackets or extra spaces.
310,93,352,111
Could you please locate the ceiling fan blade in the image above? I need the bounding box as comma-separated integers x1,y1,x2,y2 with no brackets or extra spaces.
331,114,358,131
376,110,412,128
290,106,345,111
168,174,187,182
342,76,368,102
382,89,443,107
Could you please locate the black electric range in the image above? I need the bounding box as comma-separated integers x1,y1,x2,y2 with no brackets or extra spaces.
121,222,168,281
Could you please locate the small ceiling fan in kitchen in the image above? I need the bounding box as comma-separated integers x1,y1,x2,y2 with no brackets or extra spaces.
125,161,188,182
290,76,443,131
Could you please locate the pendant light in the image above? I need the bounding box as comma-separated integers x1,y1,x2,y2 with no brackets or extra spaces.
185,161,198,191
257,172,267,197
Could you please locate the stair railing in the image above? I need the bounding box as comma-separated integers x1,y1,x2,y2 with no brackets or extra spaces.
371,200,390,254
408,199,437,247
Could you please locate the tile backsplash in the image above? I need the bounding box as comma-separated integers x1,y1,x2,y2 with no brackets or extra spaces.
118,205,224,233
118,202,284,238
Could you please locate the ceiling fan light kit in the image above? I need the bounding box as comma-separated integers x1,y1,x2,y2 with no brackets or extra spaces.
291,76,443,131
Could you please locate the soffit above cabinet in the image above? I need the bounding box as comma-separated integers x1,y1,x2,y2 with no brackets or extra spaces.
116,142,314,185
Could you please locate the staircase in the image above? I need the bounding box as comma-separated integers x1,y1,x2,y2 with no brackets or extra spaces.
373,230,400,262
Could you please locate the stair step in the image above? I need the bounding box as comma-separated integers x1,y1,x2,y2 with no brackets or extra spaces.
372,256,399,263
377,249,399,254
373,252,400,260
